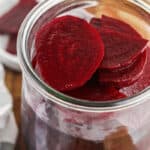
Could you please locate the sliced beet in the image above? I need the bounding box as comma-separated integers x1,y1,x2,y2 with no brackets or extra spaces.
120,46,150,96
0,0,37,34
99,51,147,88
101,15,141,37
99,30,148,70
90,18,101,30
6,34,17,55
90,16,141,37
65,80,126,101
20,0,36,4
33,15,104,91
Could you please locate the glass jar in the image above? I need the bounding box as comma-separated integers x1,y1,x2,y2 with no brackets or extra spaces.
17,0,150,149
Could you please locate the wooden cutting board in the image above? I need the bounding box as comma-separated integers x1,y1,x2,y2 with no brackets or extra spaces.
5,67,25,150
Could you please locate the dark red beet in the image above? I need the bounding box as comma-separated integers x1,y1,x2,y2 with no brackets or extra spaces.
6,34,17,55
90,15,141,37
0,0,37,34
65,80,126,101
99,30,148,70
101,15,141,37
33,15,104,91
90,18,101,30
20,0,36,4
120,46,150,96
99,51,147,88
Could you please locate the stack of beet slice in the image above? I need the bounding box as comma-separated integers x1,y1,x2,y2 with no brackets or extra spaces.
91,15,149,96
33,15,149,101
120,45,150,96
0,0,37,54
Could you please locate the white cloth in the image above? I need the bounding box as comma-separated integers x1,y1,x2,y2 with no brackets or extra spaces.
0,112,18,145
0,64,18,150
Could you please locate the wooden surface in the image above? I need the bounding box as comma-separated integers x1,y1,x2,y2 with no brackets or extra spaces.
5,67,25,150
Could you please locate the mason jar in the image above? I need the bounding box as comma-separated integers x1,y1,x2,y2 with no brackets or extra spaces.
17,0,150,149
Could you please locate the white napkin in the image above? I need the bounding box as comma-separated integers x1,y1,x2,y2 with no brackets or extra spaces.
0,63,18,150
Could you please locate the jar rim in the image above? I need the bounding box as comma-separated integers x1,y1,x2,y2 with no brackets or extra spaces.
17,0,150,112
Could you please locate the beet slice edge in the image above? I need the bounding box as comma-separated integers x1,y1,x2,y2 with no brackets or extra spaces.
120,46,150,96
99,51,147,88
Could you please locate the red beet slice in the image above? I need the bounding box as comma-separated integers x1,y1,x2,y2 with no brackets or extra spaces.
101,15,141,37
120,46,150,96
6,34,17,55
33,15,104,91
21,0,36,4
99,51,147,88
99,30,148,70
90,18,101,30
0,0,37,34
65,81,126,101
90,15,141,37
